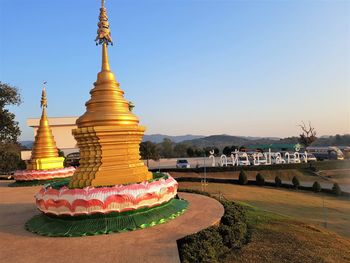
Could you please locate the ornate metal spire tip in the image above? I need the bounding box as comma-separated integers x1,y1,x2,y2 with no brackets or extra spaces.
41,82,47,108
95,0,113,46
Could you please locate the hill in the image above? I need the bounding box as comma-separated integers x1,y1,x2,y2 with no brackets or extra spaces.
143,134,204,143
181,134,294,149
20,140,34,149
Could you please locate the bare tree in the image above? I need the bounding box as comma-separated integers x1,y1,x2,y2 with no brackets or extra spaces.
298,121,317,147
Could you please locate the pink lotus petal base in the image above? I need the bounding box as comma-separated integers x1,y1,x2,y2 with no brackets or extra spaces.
14,167,76,181
35,174,178,216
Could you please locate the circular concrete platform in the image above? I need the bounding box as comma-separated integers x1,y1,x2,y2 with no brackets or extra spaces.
0,181,224,263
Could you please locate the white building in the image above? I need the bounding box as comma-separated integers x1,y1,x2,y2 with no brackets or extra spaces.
22,116,79,160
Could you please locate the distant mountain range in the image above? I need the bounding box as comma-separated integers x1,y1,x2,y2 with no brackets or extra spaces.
143,134,284,148
143,134,205,143
20,134,350,149
20,140,34,149
181,135,292,149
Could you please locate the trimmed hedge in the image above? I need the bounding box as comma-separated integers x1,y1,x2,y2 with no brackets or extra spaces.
292,176,300,189
256,173,265,186
178,189,248,263
332,183,341,196
179,226,228,263
238,171,248,185
152,160,350,174
275,176,282,187
175,177,349,198
312,181,322,192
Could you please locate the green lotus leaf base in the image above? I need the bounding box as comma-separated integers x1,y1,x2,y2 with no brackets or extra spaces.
26,198,188,237
8,177,72,187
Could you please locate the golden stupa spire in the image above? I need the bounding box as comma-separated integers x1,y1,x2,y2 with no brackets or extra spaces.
76,0,138,128
69,0,152,188
27,83,64,170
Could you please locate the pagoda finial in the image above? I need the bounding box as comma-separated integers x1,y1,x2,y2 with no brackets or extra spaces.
41,81,48,108
95,0,113,45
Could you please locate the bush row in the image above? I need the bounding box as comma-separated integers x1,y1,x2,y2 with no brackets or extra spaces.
176,172,347,197
177,189,248,263
152,160,350,173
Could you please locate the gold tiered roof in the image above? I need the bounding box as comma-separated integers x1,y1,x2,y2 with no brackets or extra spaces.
77,0,138,127
27,85,64,170
69,0,152,188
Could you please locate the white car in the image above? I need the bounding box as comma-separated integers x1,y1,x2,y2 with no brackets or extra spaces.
176,159,190,168
238,156,250,166
271,153,286,164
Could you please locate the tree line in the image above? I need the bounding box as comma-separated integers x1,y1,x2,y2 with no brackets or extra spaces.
0,82,26,173
140,138,229,164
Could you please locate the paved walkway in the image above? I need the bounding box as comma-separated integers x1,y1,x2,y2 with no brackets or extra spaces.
0,181,224,263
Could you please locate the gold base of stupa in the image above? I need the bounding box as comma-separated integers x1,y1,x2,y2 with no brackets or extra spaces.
27,157,65,170
68,125,152,188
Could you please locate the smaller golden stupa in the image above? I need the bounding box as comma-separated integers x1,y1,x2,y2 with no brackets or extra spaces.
26,84,64,170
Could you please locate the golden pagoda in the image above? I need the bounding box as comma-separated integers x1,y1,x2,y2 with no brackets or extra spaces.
27,85,64,170
69,0,152,188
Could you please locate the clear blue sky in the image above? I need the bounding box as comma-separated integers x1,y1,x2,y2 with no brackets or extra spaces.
0,0,349,141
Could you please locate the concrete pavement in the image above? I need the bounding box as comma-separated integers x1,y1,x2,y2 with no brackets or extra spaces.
0,181,223,263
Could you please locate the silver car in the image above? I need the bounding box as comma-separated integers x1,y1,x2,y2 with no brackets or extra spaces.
176,159,190,168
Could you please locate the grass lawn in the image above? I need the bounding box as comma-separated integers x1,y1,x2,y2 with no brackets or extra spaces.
179,182,350,238
226,204,350,263
172,169,327,183
179,183,350,262
319,169,350,185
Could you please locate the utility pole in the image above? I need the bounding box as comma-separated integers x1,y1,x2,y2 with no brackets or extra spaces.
323,195,328,228
201,153,208,191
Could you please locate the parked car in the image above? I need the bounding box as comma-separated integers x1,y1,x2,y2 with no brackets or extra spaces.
271,153,286,164
176,159,190,168
237,155,250,166
306,146,344,161
64,152,80,167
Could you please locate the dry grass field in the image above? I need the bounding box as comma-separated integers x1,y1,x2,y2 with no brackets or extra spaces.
319,169,350,185
179,182,350,262
226,205,350,263
179,182,350,238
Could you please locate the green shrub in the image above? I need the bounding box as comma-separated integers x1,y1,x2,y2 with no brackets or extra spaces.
219,222,247,249
179,226,228,263
219,201,247,249
238,170,248,185
332,183,342,196
178,196,248,263
0,148,25,173
220,201,246,226
275,176,282,187
256,173,265,186
292,176,300,189
312,181,321,192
